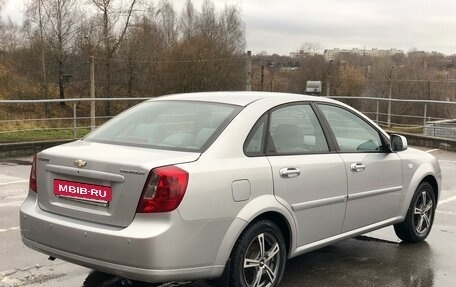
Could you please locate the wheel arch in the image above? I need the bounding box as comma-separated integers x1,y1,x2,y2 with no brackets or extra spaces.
248,211,293,256
421,174,439,203
213,195,296,269
399,162,440,218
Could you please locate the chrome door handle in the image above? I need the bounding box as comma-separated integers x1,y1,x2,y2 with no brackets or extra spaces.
350,163,366,172
279,168,301,178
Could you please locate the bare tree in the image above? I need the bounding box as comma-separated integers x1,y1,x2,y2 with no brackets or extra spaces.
24,0,80,106
0,20,23,51
300,42,322,54
157,0,177,47
220,5,245,54
90,0,138,115
336,65,365,97
44,0,80,104
179,0,196,41
197,0,218,40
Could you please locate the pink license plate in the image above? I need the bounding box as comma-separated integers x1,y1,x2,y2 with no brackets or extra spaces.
54,179,112,202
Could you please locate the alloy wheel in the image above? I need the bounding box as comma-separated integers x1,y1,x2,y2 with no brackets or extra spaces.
413,190,433,234
243,233,281,287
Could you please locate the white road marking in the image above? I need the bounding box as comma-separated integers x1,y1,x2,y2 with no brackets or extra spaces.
439,160,456,163
426,148,440,153
0,180,28,186
439,195,456,205
0,276,22,286
437,210,456,216
0,226,19,233
0,201,24,208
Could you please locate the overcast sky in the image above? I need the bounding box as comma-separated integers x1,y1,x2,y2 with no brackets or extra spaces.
2,0,455,55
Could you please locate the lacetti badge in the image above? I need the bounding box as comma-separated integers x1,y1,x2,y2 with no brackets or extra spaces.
74,159,87,168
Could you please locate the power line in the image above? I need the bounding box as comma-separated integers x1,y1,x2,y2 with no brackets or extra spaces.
106,56,247,64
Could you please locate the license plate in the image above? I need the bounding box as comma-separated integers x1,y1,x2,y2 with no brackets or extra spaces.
54,179,112,203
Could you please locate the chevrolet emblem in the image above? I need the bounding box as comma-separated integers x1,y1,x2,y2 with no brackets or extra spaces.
74,159,87,168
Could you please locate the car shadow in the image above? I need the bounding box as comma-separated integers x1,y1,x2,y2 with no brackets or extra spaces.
82,236,434,287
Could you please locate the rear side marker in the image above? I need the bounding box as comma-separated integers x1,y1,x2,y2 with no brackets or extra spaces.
29,155,37,193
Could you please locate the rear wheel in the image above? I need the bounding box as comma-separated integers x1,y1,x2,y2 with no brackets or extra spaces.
83,271,149,287
394,182,436,243
228,220,286,287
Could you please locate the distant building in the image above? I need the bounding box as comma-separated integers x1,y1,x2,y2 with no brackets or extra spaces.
324,48,404,62
290,50,318,59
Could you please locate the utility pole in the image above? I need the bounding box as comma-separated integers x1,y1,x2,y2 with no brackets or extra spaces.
387,65,404,128
427,80,431,100
326,60,333,97
260,65,264,91
90,55,96,130
387,69,393,128
246,51,252,91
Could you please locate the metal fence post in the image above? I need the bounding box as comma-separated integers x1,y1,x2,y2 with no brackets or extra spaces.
73,102,77,139
423,103,427,129
90,55,96,130
376,101,379,124
387,97,392,128
246,51,251,91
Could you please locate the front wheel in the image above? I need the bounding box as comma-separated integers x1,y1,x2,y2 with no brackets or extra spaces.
394,182,436,243
228,220,287,287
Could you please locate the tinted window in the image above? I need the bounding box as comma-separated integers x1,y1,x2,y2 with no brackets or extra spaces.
84,101,241,152
269,105,329,154
244,115,267,156
319,104,383,152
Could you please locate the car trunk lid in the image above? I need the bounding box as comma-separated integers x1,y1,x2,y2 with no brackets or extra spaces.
36,140,200,227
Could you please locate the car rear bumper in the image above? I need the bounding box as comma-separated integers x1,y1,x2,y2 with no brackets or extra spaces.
20,192,231,283
22,237,223,283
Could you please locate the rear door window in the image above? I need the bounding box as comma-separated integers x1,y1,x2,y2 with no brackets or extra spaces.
268,104,329,154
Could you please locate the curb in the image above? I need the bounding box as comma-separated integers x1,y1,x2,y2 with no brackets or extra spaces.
0,139,74,159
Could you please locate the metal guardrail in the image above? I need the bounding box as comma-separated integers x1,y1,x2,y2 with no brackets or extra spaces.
0,95,455,140
328,96,456,139
0,97,151,139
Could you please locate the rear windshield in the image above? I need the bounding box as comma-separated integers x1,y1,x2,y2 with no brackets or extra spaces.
84,101,242,152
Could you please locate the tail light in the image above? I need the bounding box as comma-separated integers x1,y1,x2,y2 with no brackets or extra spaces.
137,166,189,213
29,155,37,192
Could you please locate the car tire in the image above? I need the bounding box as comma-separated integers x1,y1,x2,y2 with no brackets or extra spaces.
82,271,149,287
394,182,436,243
226,220,287,287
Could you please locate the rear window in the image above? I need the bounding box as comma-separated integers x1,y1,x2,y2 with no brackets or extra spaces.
84,101,241,152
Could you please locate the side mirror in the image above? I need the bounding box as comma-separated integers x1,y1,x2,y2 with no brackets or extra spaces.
390,134,408,152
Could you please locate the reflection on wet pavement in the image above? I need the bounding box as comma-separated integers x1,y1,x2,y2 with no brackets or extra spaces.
82,236,436,287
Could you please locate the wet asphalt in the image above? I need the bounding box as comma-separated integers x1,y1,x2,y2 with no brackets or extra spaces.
0,146,455,287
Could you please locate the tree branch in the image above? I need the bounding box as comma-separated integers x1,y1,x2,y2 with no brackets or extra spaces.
111,0,137,55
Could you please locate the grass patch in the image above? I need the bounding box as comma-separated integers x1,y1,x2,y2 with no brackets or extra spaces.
0,128,91,143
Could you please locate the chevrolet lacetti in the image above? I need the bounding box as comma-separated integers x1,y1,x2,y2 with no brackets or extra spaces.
20,92,441,287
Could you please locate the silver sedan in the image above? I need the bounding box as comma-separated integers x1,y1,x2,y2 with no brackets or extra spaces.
20,92,441,287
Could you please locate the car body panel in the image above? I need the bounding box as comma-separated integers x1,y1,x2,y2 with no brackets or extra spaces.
395,147,442,216
21,192,230,282
340,152,403,232
19,92,441,283
36,140,200,227
268,154,347,245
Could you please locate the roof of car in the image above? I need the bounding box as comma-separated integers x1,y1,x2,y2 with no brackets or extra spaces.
150,91,337,107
